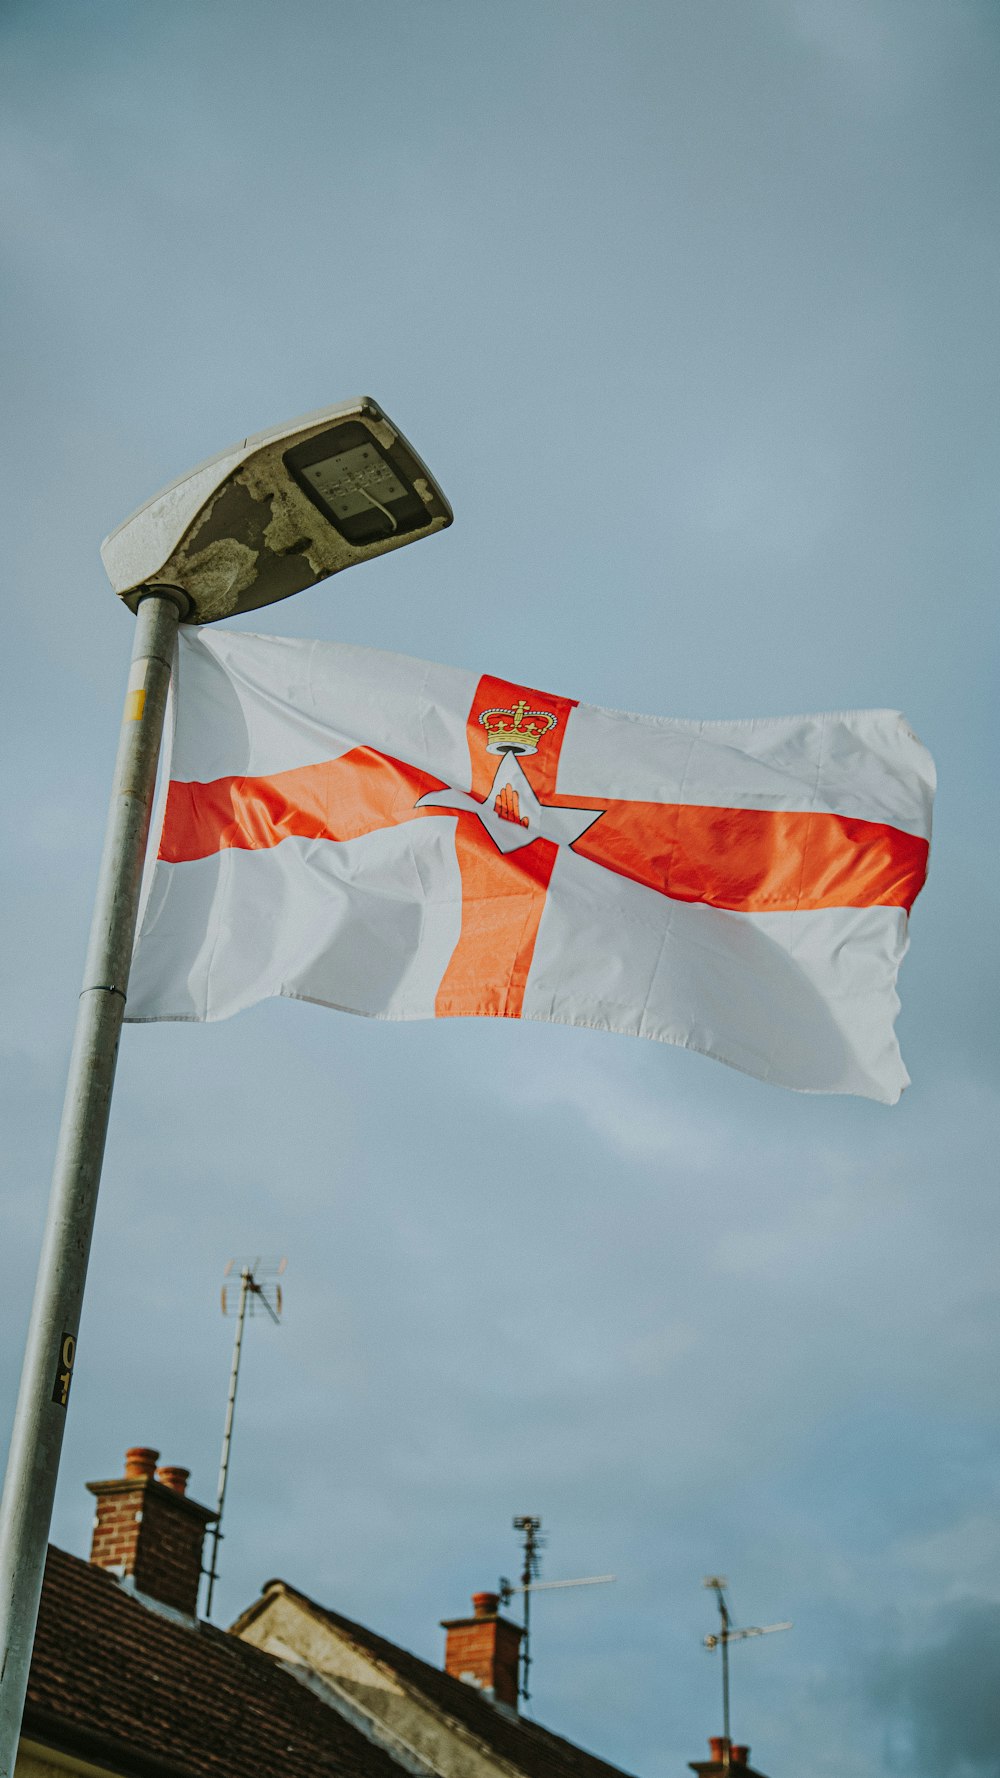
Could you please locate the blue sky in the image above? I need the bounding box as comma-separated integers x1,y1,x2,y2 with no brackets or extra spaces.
1,3,998,1774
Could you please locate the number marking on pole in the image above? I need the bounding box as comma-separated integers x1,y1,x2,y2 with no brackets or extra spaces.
51,1332,76,1409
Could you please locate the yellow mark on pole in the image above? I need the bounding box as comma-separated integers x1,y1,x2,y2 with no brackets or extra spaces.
125,660,148,721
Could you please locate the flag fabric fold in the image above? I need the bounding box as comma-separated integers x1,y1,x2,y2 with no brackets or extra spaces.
127,630,934,1103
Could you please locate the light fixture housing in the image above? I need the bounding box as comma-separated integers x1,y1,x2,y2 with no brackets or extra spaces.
101,398,453,623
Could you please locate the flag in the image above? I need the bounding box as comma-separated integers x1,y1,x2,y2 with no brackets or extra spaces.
127,630,934,1103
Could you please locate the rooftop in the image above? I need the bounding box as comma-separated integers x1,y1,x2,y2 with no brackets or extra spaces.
25,1544,404,1778
234,1577,641,1778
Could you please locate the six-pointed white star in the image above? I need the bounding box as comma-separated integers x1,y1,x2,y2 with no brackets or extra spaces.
415,752,602,855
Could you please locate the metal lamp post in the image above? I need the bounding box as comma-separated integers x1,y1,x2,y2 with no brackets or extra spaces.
0,400,452,1777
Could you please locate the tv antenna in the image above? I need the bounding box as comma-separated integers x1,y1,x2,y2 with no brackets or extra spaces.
703,1576,791,1770
499,1515,615,1703
202,1257,286,1618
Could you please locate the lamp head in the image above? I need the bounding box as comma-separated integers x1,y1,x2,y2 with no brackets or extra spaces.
101,398,452,623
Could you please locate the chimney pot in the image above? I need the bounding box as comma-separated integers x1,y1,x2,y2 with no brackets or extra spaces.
472,1591,499,1618
156,1465,189,1496
731,1747,749,1768
124,1446,159,1480
709,1738,727,1762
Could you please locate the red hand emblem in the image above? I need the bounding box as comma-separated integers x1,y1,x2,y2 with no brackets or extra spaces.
494,784,529,827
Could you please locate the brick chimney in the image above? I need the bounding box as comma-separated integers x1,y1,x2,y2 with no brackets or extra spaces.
440,1590,523,1708
87,1446,215,1617
690,1738,762,1776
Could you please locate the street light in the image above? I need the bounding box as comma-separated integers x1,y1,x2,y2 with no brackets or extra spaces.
0,401,451,1777
101,397,452,622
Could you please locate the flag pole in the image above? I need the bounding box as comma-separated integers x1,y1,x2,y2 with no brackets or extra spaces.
0,587,186,1778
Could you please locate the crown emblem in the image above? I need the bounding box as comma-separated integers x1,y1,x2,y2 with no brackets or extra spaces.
478,699,557,756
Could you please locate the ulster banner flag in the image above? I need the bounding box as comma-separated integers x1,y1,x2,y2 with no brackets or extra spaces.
127,630,934,1102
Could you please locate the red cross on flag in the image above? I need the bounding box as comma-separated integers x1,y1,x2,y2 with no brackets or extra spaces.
127,630,934,1102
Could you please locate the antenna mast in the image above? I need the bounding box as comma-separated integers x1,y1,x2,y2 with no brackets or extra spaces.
511,1515,543,1702
500,1517,615,1704
203,1257,285,1618
703,1576,791,1770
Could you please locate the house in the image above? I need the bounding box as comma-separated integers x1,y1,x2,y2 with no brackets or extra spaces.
17,1446,769,1778
232,1577,637,1778
20,1542,403,1778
